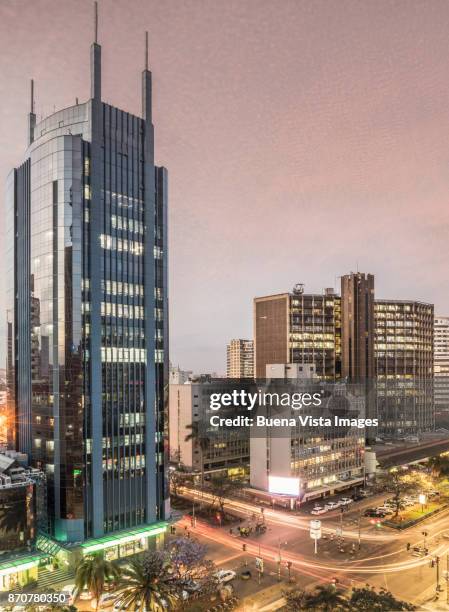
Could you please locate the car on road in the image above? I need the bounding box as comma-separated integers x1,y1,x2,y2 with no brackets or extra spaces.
364,508,387,517
325,501,340,511
311,506,327,515
215,569,237,583
376,506,393,515
339,497,353,506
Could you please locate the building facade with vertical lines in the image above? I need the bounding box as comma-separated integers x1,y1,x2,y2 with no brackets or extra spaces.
254,280,434,437
5,28,168,551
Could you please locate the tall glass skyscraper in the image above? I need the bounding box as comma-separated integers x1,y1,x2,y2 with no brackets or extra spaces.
6,20,168,548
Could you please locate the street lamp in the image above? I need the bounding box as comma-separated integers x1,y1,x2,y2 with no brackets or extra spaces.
419,493,426,513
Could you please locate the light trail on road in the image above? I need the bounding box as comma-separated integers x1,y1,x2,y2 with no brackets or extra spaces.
177,515,449,577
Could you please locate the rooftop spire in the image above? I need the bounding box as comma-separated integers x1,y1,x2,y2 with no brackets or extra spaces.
30,79,35,114
145,31,149,71
90,1,101,100
142,31,152,121
28,79,36,145
94,1,98,44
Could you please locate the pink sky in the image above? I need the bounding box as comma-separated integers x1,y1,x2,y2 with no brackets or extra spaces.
1,0,449,373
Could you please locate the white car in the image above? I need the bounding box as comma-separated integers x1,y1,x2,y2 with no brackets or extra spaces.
377,506,393,515
215,569,237,583
311,506,327,515
325,501,340,511
339,497,353,506
60,584,76,604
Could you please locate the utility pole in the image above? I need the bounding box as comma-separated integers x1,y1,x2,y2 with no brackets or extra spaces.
358,510,361,550
436,556,441,592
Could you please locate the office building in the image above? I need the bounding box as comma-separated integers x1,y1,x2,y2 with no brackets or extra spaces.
0,454,46,591
254,278,434,437
434,317,449,410
375,300,434,435
249,365,365,502
226,339,254,378
6,12,168,550
169,381,249,480
254,285,341,380
341,272,375,381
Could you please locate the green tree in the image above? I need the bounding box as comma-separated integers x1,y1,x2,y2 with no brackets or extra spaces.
282,587,311,610
74,552,120,611
376,469,421,518
305,584,348,611
208,476,244,517
350,586,415,610
185,422,209,490
115,552,179,611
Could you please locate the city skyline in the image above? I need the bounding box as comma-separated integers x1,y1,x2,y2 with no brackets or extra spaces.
2,0,449,374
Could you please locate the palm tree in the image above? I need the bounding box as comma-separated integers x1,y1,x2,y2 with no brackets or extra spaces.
185,422,209,491
74,552,121,611
306,584,348,611
115,554,179,611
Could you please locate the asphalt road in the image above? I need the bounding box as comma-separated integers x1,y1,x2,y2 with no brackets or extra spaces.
176,486,449,609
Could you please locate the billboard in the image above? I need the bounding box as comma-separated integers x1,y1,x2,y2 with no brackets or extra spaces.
268,475,300,496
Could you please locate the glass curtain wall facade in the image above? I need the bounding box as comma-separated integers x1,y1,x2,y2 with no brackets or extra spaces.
6,40,168,543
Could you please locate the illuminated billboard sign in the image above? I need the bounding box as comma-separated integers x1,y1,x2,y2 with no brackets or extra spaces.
268,475,300,496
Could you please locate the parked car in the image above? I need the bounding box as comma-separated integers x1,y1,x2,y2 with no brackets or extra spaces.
311,506,327,515
359,489,372,498
364,508,379,517
339,497,353,506
352,493,364,501
325,501,340,511
240,570,252,580
376,506,393,515
215,569,237,583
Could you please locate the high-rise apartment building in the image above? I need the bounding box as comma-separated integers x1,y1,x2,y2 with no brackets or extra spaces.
6,17,168,549
254,279,434,437
374,300,434,435
341,273,375,381
226,339,254,378
254,285,341,380
434,317,449,411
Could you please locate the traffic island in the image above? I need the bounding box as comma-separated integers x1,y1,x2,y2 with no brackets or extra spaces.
382,502,449,530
